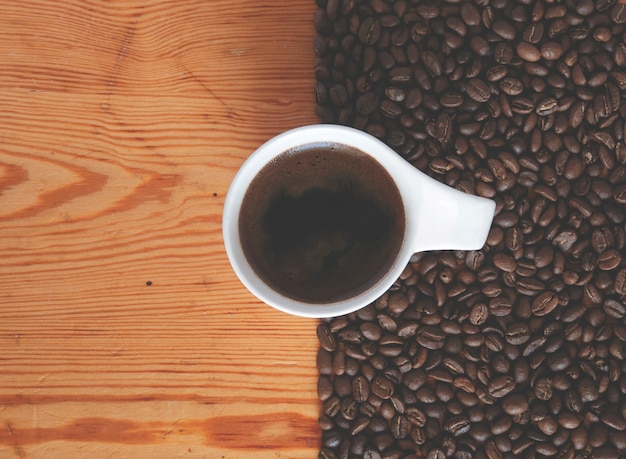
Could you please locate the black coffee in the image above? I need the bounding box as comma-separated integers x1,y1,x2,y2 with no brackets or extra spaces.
239,143,405,304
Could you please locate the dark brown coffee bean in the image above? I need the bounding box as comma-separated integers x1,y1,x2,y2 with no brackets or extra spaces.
536,98,559,116
469,302,488,326
488,296,512,317
340,397,358,420
482,282,502,298
523,22,544,43
506,323,531,345
511,97,535,114
488,375,516,398
492,253,516,272
532,291,559,316
443,415,471,437
598,249,622,270
317,348,333,375
417,326,445,350
534,376,554,401
553,229,578,251
612,3,626,23
435,112,452,143
337,326,363,344
317,323,337,351
440,90,463,107
333,375,352,399
466,78,490,103
356,92,379,116
318,376,334,402
563,156,585,180
486,64,508,82
516,42,541,62
535,244,555,268
603,299,625,320
358,17,381,45
499,78,523,96
387,291,409,315
352,375,370,402
384,87,405,104
547,18,572,40
390,414,408,439
614,268,626,295
371,375,394,399
379,99,402,118
516,277,546,296
502,394,529,416
416,386,437,404
592,227,615,254
460,2,480,26
492,20,516,40
422,50,442,77
388,66,412,85
578,377,599,403
614,42,626,67
425,448,445,459
541,42,563,60
569,100,586,127
601,411,626,431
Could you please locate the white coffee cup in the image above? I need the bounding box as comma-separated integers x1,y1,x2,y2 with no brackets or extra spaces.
223,125,495,318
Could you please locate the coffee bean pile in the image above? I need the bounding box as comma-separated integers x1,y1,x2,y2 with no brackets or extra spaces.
313,1,626,458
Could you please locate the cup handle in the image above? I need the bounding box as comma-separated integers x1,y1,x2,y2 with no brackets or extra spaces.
405,168,496,253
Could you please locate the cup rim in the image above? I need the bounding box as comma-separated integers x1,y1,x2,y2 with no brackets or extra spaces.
223,124,414,318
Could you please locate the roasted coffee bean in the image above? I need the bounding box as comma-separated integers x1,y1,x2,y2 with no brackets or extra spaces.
489,296,513,317
371,376,394,400
417,326,445,350
612,3,626,23
511,97,535,114
486,65,507,83
536,98,559,116
516,277,545,296
352,375,370,402
505,323,531,345
492,253,516,272
318,376,334,402
443,415,471,437
318,323,337,351
541,42,563,61
502,394,529,416
460,2,480,26
390,414,408,439
499,78,523,96
488,375,516,398
358,17,381,45
437,86,463,106
466,78,490,103
598,249,622,271
523,22,544,43
600,411,626,431
532,291,559,316
516,42,541,62
614,268,626,295
356,92,379,116
469,302,488,326
578,377,599,403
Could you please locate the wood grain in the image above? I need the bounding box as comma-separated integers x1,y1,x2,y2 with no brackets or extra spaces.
0,0,320,457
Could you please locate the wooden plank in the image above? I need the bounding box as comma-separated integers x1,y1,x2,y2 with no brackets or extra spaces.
0,0,320,457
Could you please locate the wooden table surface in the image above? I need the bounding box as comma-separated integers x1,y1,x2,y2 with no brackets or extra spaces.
0,1,320,457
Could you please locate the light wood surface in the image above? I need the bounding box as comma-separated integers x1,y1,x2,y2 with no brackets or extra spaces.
0,1,320,457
